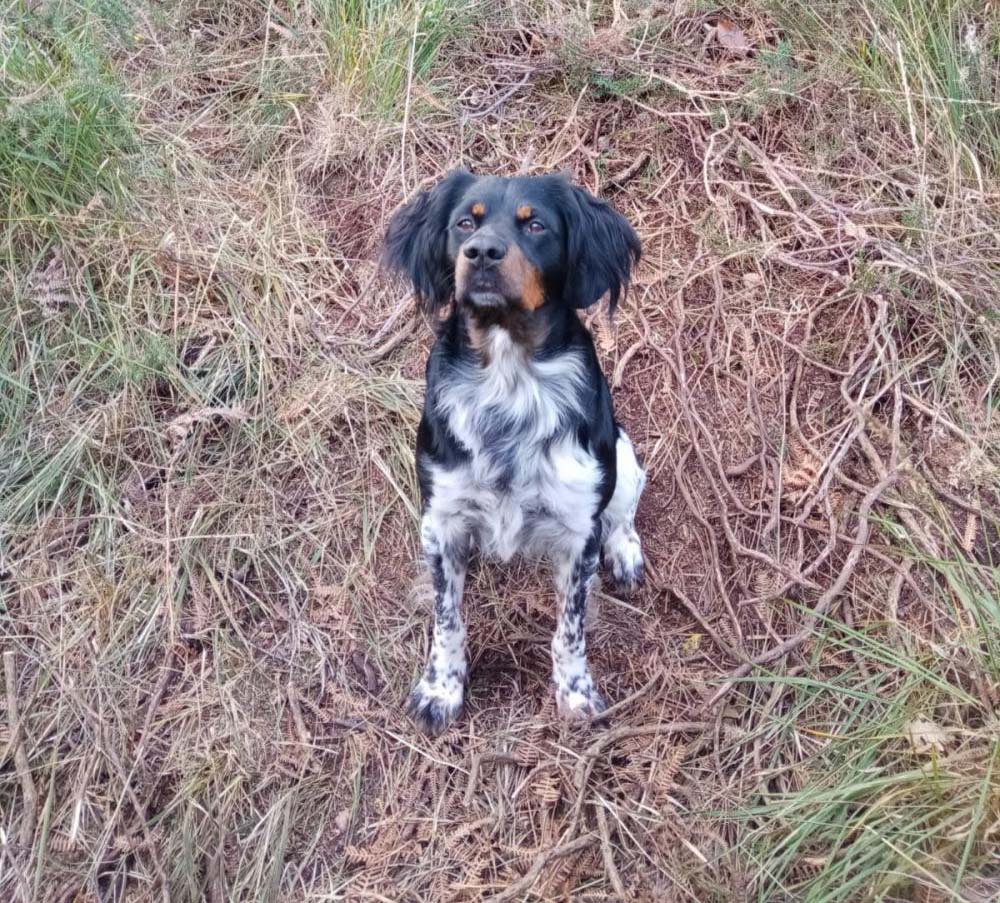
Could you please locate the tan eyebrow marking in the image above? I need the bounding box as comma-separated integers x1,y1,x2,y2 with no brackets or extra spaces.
471,202,486,217
516,204,533,221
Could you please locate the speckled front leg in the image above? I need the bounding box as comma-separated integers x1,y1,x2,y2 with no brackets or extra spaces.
551,528,606,721
407,518,468,735
601,431,646,593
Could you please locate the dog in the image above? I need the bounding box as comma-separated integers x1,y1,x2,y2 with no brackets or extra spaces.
383,170,646,735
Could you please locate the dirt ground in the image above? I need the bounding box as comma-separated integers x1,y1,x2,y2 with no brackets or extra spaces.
2,2,998,902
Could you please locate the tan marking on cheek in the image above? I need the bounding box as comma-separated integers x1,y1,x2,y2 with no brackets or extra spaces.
501,245,545,312
516,204,533,222
471,202,486,218
520,266,544,311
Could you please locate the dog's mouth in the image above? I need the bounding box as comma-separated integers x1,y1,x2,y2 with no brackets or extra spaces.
466,289,506,308
458,270,510,309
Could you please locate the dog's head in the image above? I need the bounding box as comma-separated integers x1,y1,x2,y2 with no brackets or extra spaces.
383,170,640,316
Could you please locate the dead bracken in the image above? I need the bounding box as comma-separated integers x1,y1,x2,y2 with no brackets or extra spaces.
1,2,998,902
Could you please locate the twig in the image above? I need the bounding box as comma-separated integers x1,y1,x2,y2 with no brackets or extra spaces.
855,431,942,559
609,152,651,186
287,683,311,745
870,254,976,318
925,473,990,520
463,69,534,120
571,722,708,831
60,677,172,903
900,390,978,446
399,5,420,195
587,669,664,724
483,834,598,903
463,752,520,808
663,586,740,660
135,646,179,773
895,39,921,157
670,457,749,648
4,652,37,851
611,338,646,389
363,315,416,362
724,454,759,478
0,668,44,772
595,802,627,898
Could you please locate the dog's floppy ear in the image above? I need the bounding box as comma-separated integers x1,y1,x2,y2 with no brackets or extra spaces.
562,182,641,312
382,169,475,312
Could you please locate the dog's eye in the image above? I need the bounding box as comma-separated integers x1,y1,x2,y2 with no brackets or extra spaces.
525,220,546,234
456,217,475,232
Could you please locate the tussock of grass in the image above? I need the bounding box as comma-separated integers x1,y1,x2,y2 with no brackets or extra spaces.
1,1,998,901
768,0,1000,176
0,4,137,235
312,0,479,113
733,571,1000,902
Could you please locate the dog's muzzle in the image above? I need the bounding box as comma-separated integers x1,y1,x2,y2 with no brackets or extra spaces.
459,230,508,307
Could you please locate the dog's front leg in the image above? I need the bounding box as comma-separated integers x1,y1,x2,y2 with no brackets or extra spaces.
407,515,469,735
551,527,606,719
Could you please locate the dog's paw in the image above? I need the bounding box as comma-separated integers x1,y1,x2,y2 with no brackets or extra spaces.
406,678,463,736
603,525,644,594
554,676,608,724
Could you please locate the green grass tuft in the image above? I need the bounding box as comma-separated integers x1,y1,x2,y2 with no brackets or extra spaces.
309,0,478,114
0,4,138,233
767,0,1000,176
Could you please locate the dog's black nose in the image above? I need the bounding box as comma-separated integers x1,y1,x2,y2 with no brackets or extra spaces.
463,233,506,266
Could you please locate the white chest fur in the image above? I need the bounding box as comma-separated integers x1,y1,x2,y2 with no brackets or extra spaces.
426,328,601,562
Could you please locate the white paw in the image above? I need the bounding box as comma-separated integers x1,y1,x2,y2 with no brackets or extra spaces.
554,674,607,722
603,526,644,593
407,676,464,735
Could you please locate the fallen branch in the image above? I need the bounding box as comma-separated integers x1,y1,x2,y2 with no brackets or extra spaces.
587,669,665,724
571,722,708,832
708,467,900,706
595,802,627,898
4,652,37,851
483,834,598,903
609,151,651,186
463,752,520,808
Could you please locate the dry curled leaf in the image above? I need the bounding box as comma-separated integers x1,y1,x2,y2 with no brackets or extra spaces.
514,724,545,767
842,219,869,241
753,567,783,600
904,716,950,755
351,649,383,694
446,815,492,848
47,833,79,853
682,633,703,654
596,316,617,355
715,18,751,56
164,405,247,445
961,513,978,553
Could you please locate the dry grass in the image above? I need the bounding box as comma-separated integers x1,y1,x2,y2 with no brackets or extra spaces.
2,1,998,901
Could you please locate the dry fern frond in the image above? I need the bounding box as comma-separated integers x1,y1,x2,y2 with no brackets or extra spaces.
651,742,688,802
783,442,822,504
47,833,80,853
531,768,563,806
30,247,78,317
444,815,493,849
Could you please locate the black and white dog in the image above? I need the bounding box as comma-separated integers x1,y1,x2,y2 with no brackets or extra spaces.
383,170,646,735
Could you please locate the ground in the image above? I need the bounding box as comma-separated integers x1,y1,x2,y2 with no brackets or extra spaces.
1,2,999,901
